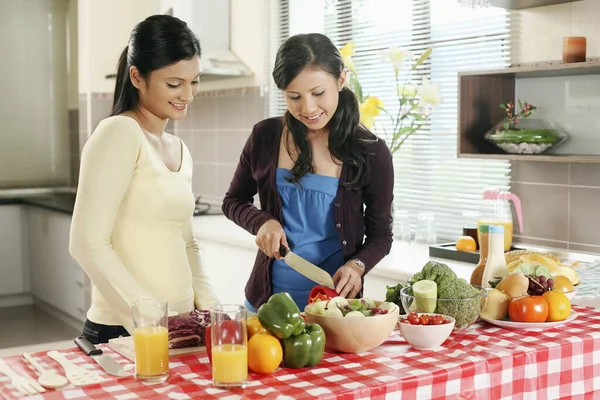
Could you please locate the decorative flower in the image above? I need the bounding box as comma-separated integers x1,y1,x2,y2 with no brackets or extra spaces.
398,83,417,98
359,96,384,129
419,78,443,109
339,42,442,154
339,42,357,74
499,99,537,130
380,46,414,72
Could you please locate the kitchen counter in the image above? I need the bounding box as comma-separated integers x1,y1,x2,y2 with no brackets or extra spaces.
0,193,76,215
192,215,600,283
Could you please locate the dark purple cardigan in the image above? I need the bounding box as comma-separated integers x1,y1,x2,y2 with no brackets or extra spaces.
222,117,394,309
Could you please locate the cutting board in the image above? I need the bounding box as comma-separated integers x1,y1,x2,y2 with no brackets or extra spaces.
108,336,206,362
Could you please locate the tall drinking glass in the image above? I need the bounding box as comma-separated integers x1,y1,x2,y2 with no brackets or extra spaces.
132,299,169,382
210,304,247,389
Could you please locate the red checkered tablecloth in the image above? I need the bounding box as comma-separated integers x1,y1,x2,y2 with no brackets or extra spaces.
1,306,599,400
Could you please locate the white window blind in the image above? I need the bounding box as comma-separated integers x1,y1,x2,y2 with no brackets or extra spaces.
268,0,512,241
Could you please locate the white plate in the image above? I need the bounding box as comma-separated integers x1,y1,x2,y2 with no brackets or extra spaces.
481,310,578,330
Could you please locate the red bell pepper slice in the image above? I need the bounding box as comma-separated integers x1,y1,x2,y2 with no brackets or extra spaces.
308,286,338,304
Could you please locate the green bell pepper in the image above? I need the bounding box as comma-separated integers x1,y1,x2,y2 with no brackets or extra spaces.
282,323,326,369
257,292,305,339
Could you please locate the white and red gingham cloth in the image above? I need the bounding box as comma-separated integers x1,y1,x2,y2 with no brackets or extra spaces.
1,306,599,400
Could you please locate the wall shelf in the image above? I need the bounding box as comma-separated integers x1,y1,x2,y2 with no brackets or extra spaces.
458,61,600,164
489,0,582,10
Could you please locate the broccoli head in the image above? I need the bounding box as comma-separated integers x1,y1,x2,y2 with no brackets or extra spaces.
436,277,483,328
411,261,457,285
437,277,479,299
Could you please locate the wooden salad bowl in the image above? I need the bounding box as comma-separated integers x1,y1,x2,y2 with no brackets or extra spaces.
304,301,399,353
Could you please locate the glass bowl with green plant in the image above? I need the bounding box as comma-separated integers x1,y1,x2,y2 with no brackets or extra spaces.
485,100,568,154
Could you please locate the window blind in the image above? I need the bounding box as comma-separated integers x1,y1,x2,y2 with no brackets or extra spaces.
268,0,512,241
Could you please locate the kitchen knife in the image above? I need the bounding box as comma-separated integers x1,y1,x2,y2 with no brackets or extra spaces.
279,245,336,289
74,336,128,377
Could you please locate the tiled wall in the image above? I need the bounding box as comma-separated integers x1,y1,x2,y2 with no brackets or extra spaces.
174,87,266,204
509,0,600,253
78,88,267,202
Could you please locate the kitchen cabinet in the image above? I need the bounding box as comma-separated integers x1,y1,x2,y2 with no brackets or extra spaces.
197,240,255,306
458,60,600,163
0,206,28,296
78,0,161,93
27,207,88,323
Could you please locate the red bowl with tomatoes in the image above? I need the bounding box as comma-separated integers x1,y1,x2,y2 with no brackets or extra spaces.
397,312,456,350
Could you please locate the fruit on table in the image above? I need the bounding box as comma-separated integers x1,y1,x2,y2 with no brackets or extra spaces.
527,274,554,296
456,236,477,252
542,291,571,322
412,279,437,313
247,332,283,374
505,251,579,285
551,275,575,294
258,292,306,339
247,316,268,338
505,250,560,265
282,323,326,369
508,296,548,323
553,265,580,286
480,288,510,320
495,273,529,300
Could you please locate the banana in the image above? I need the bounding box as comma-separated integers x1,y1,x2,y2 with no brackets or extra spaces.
507,259,522,272
520,254,562,273
504,250,561,265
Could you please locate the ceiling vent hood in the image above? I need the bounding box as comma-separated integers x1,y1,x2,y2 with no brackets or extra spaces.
166,0,254,81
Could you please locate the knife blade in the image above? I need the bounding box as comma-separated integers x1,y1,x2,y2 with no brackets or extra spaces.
74,336,128,377
279,245,336,289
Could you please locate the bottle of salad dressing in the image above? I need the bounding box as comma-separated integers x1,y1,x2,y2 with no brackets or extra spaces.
481,225,508,288
470,224,489,286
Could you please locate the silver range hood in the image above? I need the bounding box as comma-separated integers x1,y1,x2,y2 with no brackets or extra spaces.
166,0,254,81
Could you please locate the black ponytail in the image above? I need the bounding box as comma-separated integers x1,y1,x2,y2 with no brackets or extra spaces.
110,15,201,116
274,33,374,188
111,46,138,116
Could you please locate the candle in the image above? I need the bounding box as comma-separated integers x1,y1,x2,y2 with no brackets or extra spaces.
563,36,587,63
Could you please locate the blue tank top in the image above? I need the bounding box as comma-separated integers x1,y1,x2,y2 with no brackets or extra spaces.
273,168,344,309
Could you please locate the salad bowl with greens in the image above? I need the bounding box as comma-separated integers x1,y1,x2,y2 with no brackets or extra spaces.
304,297,399,353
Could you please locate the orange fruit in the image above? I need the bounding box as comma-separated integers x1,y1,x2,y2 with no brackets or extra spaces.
456,236,477,252
247,333,282,374
542,291,571,322
247,316,267,338
552,275,574,293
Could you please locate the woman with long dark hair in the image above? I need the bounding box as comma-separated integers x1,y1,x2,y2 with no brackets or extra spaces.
70,15,218,343
223,33,394,311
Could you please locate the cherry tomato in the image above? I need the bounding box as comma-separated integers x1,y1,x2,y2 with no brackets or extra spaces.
508,296,549,323
408,313,420,325
431,315,444,325
419,314,430,325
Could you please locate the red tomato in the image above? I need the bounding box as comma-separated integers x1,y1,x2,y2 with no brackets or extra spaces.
407,313,420,325
419,314,430,325
508,296,549,323
205,320,244,364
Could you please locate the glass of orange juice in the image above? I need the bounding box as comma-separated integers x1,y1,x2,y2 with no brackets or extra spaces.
132,299,169,382
210,304,247,389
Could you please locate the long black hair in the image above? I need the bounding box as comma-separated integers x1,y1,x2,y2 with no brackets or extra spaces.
272,33,374,188
111,15,201,116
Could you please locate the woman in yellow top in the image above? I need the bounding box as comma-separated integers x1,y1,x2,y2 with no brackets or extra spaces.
70,15,219,344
